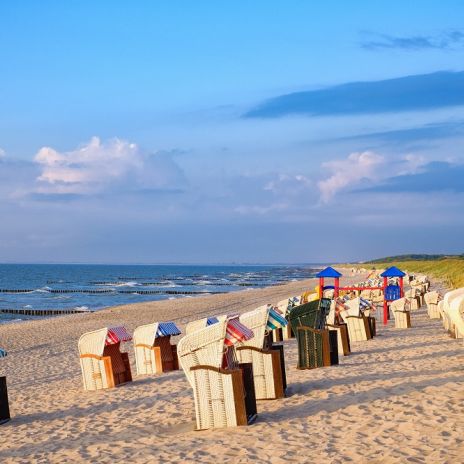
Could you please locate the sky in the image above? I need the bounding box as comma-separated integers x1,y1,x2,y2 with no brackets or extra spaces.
1,1,464,264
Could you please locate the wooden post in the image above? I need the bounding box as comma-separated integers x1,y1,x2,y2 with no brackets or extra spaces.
399,276,404,298
318,277,324,298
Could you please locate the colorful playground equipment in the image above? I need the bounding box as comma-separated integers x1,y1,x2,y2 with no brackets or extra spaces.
316,266,405,325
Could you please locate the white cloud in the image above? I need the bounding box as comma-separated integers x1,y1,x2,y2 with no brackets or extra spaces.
0,148,5,160
34,136,185,195
318,151,385,203
264,174,311,195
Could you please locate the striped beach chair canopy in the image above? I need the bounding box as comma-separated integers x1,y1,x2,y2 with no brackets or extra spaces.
267,307,288,330
224,316,254,347
360,297,376,312
0,348,7,358
156,322,181,337
105,326,132,345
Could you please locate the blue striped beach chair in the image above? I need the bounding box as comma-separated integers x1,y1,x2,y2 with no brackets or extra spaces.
134,322,181,375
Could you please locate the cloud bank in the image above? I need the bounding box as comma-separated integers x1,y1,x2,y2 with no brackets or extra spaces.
244,71,464,118
361,30,464,51
34,137,185,195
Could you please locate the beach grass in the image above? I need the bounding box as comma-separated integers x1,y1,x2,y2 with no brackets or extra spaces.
353,258,464,289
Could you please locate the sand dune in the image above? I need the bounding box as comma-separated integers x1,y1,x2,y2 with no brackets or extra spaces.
1,274,464,463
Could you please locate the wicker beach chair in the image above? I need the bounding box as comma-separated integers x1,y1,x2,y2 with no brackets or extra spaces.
405,288,421,310
235,305,287,400
288,298,338,369
339,298,372,342
327,300,351,356
424,291,441,319
177,316,257,430
78,327,133,391
0,348,10,425
390,298,411,329
272,297,299,342
185,315,225,335
441,288,464,336
448,294,464,340
134,322,181,375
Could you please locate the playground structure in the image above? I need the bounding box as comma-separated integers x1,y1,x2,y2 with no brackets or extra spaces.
316,266,405,325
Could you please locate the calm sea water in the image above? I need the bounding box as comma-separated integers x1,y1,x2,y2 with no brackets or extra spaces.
0,264,321,323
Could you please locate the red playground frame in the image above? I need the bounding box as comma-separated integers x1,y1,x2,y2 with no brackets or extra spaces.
316,266,405,325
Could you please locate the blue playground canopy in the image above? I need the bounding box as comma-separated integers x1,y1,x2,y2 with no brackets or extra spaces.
380,266,406,278
316,266,342,278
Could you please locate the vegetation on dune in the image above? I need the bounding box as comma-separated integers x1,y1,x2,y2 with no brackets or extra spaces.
368,254,464,263
355,257,464,290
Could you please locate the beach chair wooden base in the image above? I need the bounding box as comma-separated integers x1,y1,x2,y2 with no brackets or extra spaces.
135,337,179,375
109,351,132,387
273,344,287,391
236,345,286,400
345,315,371,342
368,316,376,337
428,304,440,319
81,344,133,390
394,311,411,329
190,363,257,430
409,297,421,310
0,377,10,425
327,323,351,355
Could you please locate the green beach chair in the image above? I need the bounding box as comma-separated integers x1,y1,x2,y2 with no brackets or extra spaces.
289,298,339,369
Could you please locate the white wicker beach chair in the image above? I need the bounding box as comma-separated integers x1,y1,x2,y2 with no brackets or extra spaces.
134,322,181,375
404,288,421,310
327,301,351,355
448,294,464,340
236,305,287,400
442,288,464,337
390,298,411,329
177,316,257,430
185,315,227,335
78,327,132,391
272,299,290,342
424,291,440,319
339,298,371,342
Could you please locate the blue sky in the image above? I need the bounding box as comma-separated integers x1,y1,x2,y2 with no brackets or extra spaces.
1,1,463,263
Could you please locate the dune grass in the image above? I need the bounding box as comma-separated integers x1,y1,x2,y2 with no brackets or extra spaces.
357,258,464,290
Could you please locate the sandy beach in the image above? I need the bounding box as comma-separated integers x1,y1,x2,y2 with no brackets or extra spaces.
1,272,464,463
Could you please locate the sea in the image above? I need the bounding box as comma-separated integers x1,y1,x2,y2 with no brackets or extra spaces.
0,264,322,323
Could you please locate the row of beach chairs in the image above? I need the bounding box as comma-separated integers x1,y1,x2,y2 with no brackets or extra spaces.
78,322,181,391
2,273,419,430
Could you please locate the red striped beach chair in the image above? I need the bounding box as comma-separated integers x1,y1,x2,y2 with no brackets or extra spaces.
236,305,287,399
177,315,257,430
78,326,132,391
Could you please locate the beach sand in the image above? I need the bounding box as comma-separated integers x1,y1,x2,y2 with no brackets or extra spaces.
1,273,464,463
